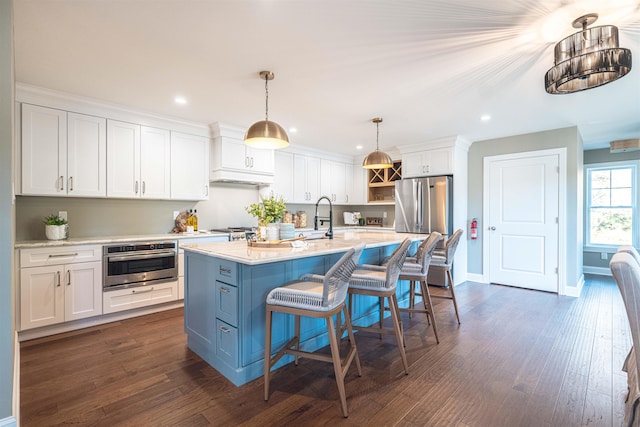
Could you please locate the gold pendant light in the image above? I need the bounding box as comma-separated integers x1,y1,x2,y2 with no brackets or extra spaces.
244,71,289,149
362,117,393,169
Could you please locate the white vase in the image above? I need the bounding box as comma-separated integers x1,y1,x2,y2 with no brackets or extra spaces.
266,223,280,241
45,224,68,240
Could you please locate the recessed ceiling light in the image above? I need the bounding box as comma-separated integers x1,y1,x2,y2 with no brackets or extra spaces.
174,96,187,105
356,145,363,150
481,114,491,122
289,127,297,133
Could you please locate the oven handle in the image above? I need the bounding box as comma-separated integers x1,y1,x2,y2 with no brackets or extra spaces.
107,252,175,262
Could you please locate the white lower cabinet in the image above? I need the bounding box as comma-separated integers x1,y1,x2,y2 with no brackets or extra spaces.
103,280,179,314
20,246,102,330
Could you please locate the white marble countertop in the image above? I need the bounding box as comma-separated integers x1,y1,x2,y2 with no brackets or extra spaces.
14,231,230,249
182,231,424,265
14,226,395,249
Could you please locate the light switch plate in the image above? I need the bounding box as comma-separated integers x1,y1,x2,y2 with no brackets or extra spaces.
601,252,608,260
173,211,180,220
58,211,67,221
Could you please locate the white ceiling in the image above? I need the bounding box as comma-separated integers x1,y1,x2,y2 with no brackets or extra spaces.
13,0,640,156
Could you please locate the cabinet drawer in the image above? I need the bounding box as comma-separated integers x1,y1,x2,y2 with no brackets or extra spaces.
215,280,238,326
21,245,102,268
215,259,237,285
103,280,178,314
216,319,238,368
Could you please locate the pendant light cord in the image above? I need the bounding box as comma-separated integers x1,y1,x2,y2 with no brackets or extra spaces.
376,120,380,151
264,77,269,121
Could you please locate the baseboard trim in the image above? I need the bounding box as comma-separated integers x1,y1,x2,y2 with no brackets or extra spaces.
563,274,584,298
583,266,612,276
466,273,486,283
12,331,19,425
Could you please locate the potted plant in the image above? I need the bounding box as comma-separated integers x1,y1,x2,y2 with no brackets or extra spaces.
245,195,287,240
43,214,68,240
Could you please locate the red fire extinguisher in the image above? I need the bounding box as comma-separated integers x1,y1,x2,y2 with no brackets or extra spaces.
470,218,478,240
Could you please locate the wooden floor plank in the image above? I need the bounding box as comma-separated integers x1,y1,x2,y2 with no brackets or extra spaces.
20,276,634,426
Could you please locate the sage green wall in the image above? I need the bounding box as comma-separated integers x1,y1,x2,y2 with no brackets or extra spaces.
583,147,640,270
467,127,583,289
0,0,15,422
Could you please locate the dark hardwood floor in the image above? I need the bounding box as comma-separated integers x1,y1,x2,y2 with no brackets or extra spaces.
20,275,631,426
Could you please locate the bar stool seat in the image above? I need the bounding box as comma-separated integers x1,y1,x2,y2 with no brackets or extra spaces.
427,228,463,324
264,244,364,418
347,238,412,374
398,232,443,343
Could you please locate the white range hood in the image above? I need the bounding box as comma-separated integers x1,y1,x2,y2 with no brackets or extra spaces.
209,122,275,185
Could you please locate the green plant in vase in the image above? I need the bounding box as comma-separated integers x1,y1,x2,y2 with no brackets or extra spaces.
43,213,68,240
245,195,287,240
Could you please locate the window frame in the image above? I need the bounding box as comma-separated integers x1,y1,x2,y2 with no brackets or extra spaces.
584,160,639,252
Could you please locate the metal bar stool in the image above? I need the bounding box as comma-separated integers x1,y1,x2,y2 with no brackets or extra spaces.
264,244,364,418
398,232,443,343
429,228,463,324
347,238,412,374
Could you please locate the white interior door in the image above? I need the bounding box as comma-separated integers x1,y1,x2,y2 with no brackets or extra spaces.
487,153,559,292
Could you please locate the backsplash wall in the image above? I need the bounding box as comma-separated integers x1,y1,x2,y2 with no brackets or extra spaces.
15,183,395,241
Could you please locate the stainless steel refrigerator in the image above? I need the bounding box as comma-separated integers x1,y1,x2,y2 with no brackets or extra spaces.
395,175,453,285
395,175,452,236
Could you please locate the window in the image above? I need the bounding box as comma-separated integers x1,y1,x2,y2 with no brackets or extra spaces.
586,162,637,247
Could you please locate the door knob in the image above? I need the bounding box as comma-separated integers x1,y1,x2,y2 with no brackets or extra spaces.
490,226,496,230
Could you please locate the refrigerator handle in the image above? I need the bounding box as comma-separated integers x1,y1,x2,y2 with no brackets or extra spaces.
416,180,423,230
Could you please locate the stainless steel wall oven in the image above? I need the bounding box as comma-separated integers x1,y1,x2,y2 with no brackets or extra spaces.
103,241,178,291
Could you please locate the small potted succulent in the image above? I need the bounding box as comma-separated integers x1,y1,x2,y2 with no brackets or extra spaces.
43,214,68,240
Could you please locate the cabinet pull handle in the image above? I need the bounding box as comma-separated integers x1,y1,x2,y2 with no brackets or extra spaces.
68,176,73,191
205,185,209,196
219,286,230,293
59,176,64,191
219,266,231,275
142,181,146,194
219,326,230,333
245,156,249,167
250,157,254,168
132,287,154,294
135,181,139,194
56,271,61,287
66,270,71,286
48,253,79,258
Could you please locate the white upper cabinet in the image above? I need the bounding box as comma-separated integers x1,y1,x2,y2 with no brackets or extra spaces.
270,151,294,202
292,154,321,203
210,123,275,184
107,122,173,199
21,104,106,197
140,126,171,199
170,131,209,200
402,147,453,178
346,163,367,205
320,159,347,204
107,120,141,198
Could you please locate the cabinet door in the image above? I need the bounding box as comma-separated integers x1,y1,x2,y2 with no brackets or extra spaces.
219,137,248,171
21,104,67,196
20,265,65,330
427,147,453,176
401,152,425,178
292,154,308,203
140,126,171,199
247,146,275,175
67,113,106,197
65,261,102,321
306,156,321,202
332,161,347,204
350,164,366,205
107,120,141,198
271,151,294,202
170,131,209,200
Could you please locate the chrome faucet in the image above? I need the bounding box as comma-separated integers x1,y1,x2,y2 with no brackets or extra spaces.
314,196,333,239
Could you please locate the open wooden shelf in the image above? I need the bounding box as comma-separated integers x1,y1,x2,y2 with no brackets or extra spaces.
367,160,401,203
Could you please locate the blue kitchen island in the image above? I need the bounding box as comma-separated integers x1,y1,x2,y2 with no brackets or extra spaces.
182,231,423,386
